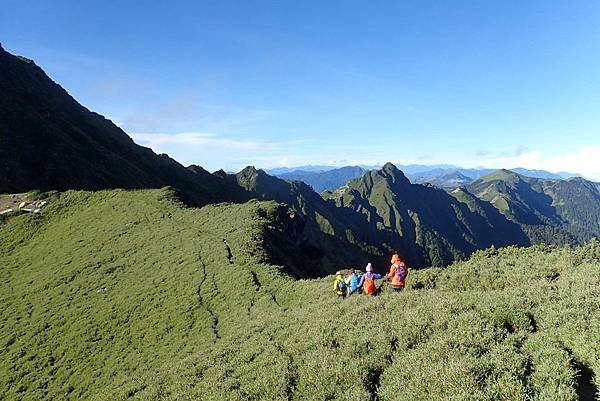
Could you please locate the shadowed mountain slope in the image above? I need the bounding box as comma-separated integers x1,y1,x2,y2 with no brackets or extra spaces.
234,166,381,275
0,44,242,206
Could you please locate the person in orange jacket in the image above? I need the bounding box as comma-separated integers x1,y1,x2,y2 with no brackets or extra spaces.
387,253,409,292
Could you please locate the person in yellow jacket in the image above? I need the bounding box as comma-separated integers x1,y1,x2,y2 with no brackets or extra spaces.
333,271,347,298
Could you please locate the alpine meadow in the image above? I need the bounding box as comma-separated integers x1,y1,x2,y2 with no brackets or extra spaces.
1,189,599,400
1,2,600,401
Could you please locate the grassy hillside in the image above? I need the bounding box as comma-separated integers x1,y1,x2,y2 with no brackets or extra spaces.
1,189,598,401
0,189,292,400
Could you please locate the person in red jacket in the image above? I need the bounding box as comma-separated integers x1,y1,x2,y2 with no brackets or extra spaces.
387,253,409,292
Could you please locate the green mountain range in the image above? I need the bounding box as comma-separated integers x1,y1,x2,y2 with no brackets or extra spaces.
272,165,582,192
274,166,367,192
467,170,600,245
323,163,530,267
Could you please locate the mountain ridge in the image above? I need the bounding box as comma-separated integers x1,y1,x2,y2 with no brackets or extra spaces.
275,166,366,192
2,44,599,272
0,44,244,206
324,163,531,266
467,169,600,244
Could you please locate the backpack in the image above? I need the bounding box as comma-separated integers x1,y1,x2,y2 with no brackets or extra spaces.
363,273,376,295
395,263,408,281
334,277,347,294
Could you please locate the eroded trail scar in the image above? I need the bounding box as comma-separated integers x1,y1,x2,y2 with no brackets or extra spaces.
365,367,384,401
223,239,233,264
196,252,220,340
250,271,261,291
269,335,298,401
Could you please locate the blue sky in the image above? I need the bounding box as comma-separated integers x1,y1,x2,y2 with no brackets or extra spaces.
2,1,600,179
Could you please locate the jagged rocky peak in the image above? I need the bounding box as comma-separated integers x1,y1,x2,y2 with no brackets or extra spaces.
379,162,411,185
381,161,398,173
235,166,281,193
211,169,229,178
238,165,262,177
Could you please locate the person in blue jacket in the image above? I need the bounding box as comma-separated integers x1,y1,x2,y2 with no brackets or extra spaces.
346,268,363,295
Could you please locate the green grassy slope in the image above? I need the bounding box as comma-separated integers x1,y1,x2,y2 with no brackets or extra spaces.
0,189,291,400
118,244,599,401
1,189,599,401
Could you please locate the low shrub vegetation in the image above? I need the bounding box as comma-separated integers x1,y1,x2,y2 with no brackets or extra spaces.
1,189,598,400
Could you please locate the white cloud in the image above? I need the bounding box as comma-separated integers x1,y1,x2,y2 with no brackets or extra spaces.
129,132,600,180
546,146,600,180
133,132,267,151
462,146,600,181
132,132,311,151
130,132,313,172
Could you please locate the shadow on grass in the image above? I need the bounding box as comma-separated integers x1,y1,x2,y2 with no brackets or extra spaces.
565,348,598,401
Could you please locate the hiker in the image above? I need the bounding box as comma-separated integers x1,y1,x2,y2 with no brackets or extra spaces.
387,253,409,292
333,271,347,298
358,263,384,296
346,268,363,295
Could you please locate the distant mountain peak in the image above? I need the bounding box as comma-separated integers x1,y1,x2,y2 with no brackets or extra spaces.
480,169,523,183
497,169,522,177
381,162,398,173
379,162,410,185
239,165,259,174
238,165,269,179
